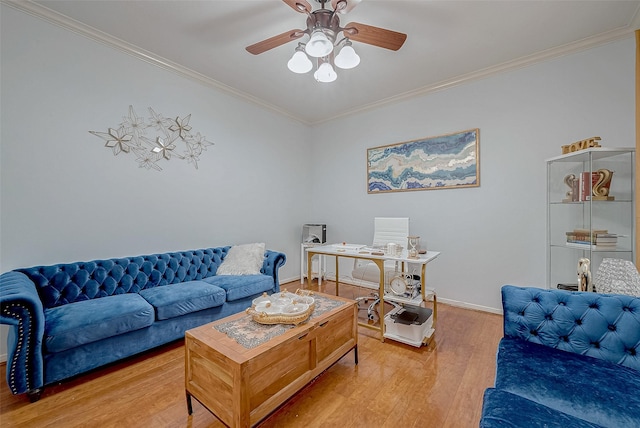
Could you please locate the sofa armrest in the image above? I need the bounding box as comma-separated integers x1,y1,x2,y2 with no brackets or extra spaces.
261,250,287,292
0,272,45,395
501,285,640,370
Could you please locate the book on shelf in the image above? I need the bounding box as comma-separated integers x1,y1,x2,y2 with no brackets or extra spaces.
565,229,617,246
565,237,617,244
578,172,599,201
578,172,609,201
567,229,608,235
594,233,618,242
566,235,597,244
595,238,618,244
565,241,618,250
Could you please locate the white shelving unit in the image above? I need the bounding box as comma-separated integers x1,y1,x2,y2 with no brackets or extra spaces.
547,147,635,290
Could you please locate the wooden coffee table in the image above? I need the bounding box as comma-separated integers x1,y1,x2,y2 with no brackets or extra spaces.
185,292,358,427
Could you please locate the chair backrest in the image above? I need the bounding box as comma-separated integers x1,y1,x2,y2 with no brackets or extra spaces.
372,217,409,247
501,285,640,370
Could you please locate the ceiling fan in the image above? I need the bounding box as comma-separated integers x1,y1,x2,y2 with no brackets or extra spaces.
246,0,407,82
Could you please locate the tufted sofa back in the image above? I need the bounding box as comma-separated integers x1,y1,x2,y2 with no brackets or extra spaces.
502,285,640,371
17,247,231,309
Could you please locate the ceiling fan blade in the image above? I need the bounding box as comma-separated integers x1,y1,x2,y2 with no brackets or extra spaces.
343,22,407,51
246,29,305,55
331,0,362,14
282,0,312,13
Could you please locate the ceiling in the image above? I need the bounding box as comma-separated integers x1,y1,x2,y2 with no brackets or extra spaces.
11,0,640,124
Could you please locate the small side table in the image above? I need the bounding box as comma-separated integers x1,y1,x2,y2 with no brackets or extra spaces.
300,243,325,285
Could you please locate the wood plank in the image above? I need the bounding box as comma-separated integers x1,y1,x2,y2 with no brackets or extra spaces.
0,280,503,427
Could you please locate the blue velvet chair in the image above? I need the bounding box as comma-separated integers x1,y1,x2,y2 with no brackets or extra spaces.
480,285,640,427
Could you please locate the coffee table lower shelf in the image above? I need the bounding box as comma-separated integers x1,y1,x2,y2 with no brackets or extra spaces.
185,293,358,427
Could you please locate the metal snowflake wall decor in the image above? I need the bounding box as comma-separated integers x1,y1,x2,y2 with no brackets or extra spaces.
90,105,214,171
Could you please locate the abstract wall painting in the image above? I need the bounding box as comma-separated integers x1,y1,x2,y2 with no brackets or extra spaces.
367,128,479,193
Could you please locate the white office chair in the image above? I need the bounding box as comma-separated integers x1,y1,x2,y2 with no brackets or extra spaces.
594,258,640,297
352,217,410,319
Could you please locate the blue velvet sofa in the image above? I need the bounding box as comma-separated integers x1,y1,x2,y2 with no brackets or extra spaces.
0,246,286,401
480,285,640,427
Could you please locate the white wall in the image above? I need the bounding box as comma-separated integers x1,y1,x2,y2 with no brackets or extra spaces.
309,37,636,312
0,5,311,271
0,5,312,358
0,4,635,361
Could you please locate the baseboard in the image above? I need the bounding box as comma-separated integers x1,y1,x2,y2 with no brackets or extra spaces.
283,274,503,315
435,297,502,315
281,275,309,288
0,353,6,363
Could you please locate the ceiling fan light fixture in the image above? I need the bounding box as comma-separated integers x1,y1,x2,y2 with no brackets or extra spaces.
246,1,407,84
287,48,313,73
305,29,333,58
334,43,360,69
314,61,337,83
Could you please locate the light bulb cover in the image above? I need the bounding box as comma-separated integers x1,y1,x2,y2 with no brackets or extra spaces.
287,50,313,73
314,61,337,83
305,30,334,58
334,45,360,69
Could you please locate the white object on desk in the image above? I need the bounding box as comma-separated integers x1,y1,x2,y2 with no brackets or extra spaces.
332,243,366,252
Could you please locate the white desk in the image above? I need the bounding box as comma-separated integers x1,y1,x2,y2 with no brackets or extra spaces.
305,244,440,342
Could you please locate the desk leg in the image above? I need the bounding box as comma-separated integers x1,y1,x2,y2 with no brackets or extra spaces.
335,255,339,296
421,264,427,304
420,263,437,339
307,251,313,289
432,293,437,329
373,259,385,341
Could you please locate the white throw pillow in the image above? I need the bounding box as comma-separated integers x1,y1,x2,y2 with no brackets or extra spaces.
217,243,266,275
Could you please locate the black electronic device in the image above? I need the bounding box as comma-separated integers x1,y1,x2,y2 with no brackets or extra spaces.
390,306,433,326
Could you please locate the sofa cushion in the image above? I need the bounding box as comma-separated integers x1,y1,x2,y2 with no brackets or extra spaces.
495,337,640,427
480,388,602,428
44,294,154,353
216,243,265,275
139,281,226,321
202,274,273,302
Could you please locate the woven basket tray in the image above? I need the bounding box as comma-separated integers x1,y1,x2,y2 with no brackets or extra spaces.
246,289,315,325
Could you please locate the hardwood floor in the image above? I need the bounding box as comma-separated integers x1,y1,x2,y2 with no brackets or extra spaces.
0,281,503,428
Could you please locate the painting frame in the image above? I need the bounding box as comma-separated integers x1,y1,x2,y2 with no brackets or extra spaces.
367,128,480,194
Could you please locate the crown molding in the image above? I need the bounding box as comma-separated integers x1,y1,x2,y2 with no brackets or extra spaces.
4,0,639,126
317,22,640,125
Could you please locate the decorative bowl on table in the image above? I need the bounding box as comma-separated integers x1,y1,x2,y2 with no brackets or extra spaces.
247,289,316,325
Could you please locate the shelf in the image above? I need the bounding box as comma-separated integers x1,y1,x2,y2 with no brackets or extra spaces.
547,147,635,289
562,242,631,252
546,147,635,163
383,330,434,347
384,288,435,306
549,199,633,204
